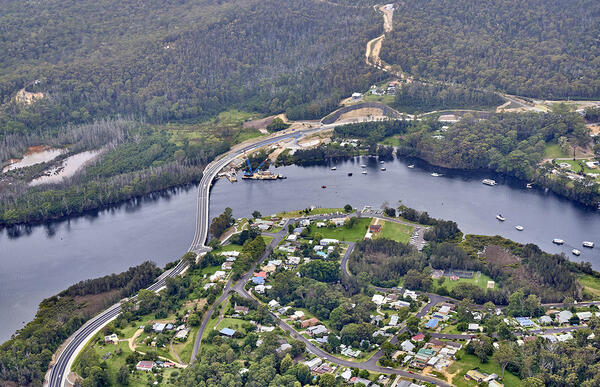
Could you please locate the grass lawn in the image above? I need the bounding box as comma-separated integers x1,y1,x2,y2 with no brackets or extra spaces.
446,350,521,387
215,317,250,334
381,135,403,147
374,220,413,244
170,325,199,364
262,235,274,245
364,93,395,106
433,273,494,292
277,208,347,218
544,143,569,158
219,243,244,252
579,274,600,299
308,218,371,242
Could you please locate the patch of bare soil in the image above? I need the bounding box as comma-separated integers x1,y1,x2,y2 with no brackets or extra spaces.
337,107,384,122
588,123,600,136
15,88,44,105
243,114,287,130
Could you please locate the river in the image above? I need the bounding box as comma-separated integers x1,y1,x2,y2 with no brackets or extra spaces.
2,156,600,342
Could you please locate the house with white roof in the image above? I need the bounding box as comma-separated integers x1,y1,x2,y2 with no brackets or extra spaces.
558,310,573,324
371,294,385,305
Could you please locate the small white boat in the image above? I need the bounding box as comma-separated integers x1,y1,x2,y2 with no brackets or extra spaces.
515,225,524,231
361,164,367,168
331,166,337,170
407,165,415,168
380,161,385,164
572,249,581,256
526,183,533,189
496,214,505,221
431,172,442,177
362,170,367,174
482,179,497,186
381,167,386,171
583,241,594,248
553,239,565,245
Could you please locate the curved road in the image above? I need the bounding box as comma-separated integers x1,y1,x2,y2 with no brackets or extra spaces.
47,126,338,387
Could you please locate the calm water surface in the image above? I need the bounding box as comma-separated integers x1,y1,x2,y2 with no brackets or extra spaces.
2,156,600,341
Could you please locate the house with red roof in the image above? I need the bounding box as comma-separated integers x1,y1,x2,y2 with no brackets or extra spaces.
412,333,425,342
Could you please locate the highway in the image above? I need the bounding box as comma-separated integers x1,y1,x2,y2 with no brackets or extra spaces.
46,125,336,387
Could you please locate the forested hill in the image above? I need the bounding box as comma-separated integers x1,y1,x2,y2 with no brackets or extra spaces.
0,0,381,135
380,0,600,99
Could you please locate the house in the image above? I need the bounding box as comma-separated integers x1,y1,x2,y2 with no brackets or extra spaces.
255,271,267,278
489,381,504,387
425,318,439,329
287,234,298,241
267,259,282,267
234,304,249,315
427,338,445,349
391,300,411,309
251,276,265,285
340,369,353,382
439,305,451,315
291,310,305,321
210,270,227,282
558,310,573,324
220,251,240,257
316,222,326,228
175,329,190,340
219,328,236,337
331,216,350,226
350,377,371,386
557,333,573,342
136,361,155,372
515,317,534,327
268,299,280,309
538,315,553,325
465,369,487,383
301,317,319,328
153,323,167,333
257,224,270,232
307,324,329,337
351,92,363,100
287,256,301,265
303,357,322,370
299,219,311,227
203,283,215,290
468,323,481,332
389,315,399,326
277,343,292,353
371,294,385,305
262,264,277,273
320,238,339,246
221,261,234,270
415,348,435,362
401,340,415,352
412,333,425,342
313,245,324,251
104,333,118,344
577,311,593,321
403,290,417,300
445,341,463,350
369,224,382,233
370,315,384,324
341,347,361,358
313,363,333,374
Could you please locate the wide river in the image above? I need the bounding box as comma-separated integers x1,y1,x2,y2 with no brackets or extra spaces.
2,156,600,342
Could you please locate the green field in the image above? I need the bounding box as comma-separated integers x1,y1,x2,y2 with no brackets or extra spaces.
544,143,569,158
364,93,395,106
374,220,414,244
308,217,371,242
446,349,521,387
433,272,494,292
277,207,347,218
579,274,600,299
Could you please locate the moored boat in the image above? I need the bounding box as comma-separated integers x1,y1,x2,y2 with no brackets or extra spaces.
407,164,415,168
515,225,524,231
482,179,497,186
496,214,506,221
553,238,565,245
583,241,594,248
431,172,442,177
362,170,367,174
331,166,337,170
381,167,386,171
572,249,581,256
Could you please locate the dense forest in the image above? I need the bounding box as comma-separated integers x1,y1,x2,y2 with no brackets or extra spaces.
0,0,380,136
393,82,504,113
380,0,600,98
0,262,161,386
